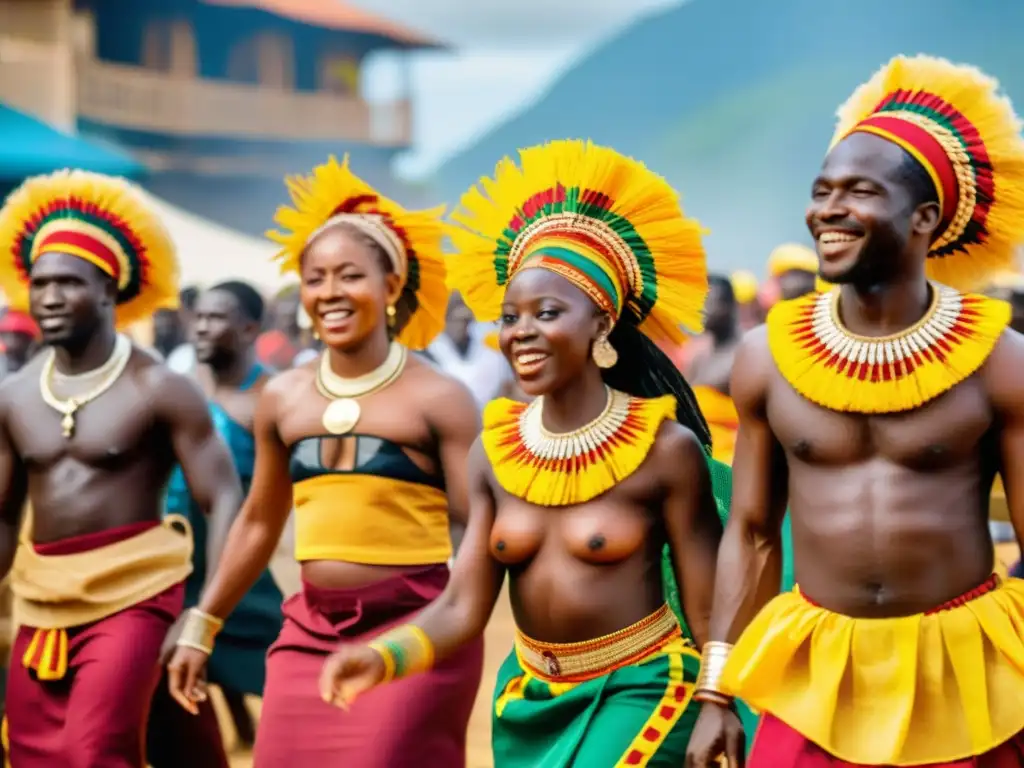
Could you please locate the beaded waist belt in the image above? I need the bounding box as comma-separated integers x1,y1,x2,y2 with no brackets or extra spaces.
515,603,681,682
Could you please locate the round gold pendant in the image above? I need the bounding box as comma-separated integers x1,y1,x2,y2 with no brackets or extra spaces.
322,398,361,435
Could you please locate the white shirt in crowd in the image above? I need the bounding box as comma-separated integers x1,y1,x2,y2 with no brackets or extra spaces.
426,324,511,411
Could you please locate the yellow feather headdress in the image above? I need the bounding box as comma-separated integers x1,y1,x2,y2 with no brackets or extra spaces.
266,155,448,350
830,54,1024,292
446,139,708,346
0,169,178,328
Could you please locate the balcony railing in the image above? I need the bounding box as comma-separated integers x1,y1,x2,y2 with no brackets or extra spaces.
76,59,411,147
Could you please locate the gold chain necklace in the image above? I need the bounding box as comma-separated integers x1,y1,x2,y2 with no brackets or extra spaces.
314,342,407,434
518,386,632,460
39,334,133,438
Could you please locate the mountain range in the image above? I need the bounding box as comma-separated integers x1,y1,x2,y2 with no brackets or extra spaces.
427,0,1024,272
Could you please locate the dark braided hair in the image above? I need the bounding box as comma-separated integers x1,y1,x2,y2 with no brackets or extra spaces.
602,321,712,449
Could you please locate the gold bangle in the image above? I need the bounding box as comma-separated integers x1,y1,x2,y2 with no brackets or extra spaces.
176,608,224,654
695,640,733,698
368,625,435,682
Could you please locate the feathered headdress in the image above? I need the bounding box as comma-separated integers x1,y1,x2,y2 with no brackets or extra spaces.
266,155,448,350
446,139,708,346
831,54,1024,291
0,170,179,328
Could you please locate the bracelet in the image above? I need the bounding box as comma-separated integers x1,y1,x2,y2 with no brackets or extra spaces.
176,608,224,655
367,625,435,684
694,690,734,707
694,640,733,699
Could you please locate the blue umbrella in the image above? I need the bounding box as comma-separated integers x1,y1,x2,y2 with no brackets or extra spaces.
0,103,143,180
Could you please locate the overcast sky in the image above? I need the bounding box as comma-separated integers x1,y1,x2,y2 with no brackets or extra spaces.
347,0,684,177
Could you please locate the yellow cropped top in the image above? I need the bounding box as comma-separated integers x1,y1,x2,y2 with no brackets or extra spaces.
289,434,452,565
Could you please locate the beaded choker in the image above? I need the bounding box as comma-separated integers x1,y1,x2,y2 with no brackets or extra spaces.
767,284,1009,414
481,388,677,507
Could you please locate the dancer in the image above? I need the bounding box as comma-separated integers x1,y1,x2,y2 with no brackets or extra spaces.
165,156,484,767
319,140,729,766
686,55,1024,767
687,275,741,465
148,281,282,767
0,169,242,766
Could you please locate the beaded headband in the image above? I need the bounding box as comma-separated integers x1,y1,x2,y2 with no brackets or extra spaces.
0,169,179,327
447,139,708,346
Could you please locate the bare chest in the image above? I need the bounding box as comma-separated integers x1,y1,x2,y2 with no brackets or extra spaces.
489,469,661,565
767,373,993,469
9,380,159,470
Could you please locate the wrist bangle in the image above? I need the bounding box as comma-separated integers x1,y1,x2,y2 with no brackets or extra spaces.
695,640,733,698
176,608,224,654
367,625,434,683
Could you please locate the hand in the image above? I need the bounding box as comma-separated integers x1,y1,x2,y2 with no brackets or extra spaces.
166,645,211,716
685,700,746,768
318,644,387,710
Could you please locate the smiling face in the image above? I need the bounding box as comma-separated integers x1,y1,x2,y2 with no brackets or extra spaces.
499,268,609,397
806,131,940,286
299,224,402,353
28,251,116,348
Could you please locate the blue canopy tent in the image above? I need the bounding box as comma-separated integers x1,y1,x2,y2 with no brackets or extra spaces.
0,104,143,184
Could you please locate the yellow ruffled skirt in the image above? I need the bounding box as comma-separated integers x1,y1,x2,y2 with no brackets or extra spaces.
721,576,1024,765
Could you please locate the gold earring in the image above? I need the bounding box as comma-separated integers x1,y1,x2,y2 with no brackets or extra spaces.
592,334,618,369
386,304,397,329
312,329,320,341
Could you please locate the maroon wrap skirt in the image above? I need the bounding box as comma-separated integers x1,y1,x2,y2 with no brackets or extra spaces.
750,715,1024,767
253,564,484,767
4,521,184,768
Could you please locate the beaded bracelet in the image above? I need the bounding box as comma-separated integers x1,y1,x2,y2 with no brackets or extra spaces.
368,625,435,683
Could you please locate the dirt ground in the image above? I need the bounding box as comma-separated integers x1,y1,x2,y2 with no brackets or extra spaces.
224,588,516,768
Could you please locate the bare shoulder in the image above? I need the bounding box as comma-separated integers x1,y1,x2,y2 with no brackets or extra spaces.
650,419,706,480
731,324,774,411
981,327,1024,411
131,349,207,414
468,433,498,489
0,355,45,424
405,354,478,419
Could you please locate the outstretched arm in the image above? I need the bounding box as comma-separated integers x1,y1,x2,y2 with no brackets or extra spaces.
153,370,242,592
660,423,722,647
319,438,505,706
410,438,505,656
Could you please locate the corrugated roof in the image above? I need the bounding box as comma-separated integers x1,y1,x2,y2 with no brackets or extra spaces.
202,0,445,49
